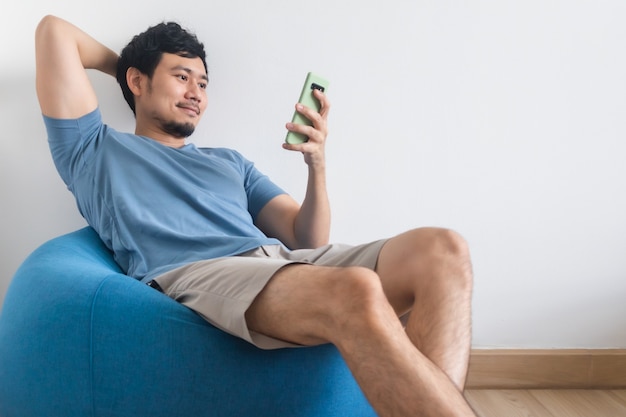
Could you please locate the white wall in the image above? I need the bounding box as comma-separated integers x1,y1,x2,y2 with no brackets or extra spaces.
1,0,625,349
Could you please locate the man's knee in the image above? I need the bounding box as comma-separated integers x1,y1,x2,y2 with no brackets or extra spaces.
422,228,473,292
435,228,470,260
400,227,473,292
331,267,386,309
324,267,397,334
407,227,470,259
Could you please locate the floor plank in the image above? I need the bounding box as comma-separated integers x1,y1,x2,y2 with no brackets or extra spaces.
466,390,626,417
465,390,554,417
529,390,626,417
611,390,626,405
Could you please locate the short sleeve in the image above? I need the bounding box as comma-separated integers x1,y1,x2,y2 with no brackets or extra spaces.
43,108,103,187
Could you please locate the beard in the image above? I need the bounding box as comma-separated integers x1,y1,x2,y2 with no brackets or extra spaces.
161,120,196,138
145,80,198,139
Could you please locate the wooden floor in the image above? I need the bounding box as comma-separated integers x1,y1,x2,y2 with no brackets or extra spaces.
465,389,626,417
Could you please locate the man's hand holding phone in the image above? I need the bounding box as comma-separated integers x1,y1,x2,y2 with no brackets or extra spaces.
284,72,330,168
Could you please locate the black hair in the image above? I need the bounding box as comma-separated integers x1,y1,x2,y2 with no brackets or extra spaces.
116,22,207,114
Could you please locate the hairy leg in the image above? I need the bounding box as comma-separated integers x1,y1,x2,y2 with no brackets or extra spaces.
376,227,474,389
245,264,476,417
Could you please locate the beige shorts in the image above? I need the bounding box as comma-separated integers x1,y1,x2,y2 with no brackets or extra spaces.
153,239,388,349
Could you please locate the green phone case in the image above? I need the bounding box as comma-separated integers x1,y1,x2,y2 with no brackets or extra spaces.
285,72,330,144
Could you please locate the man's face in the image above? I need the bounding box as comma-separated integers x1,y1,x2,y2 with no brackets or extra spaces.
136,53,208,140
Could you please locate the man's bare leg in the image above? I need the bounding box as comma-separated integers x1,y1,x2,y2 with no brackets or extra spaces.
245,246,476,416
376,227,474,389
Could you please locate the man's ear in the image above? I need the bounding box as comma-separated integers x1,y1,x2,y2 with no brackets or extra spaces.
126,67,145,96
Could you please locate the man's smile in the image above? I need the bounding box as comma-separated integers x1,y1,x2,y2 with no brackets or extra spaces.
177,102,200,116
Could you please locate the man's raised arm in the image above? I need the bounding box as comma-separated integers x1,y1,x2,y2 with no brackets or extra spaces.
255,89,332,250
35,15,118,119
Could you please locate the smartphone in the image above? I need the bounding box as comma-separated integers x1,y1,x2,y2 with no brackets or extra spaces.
285,72,330,144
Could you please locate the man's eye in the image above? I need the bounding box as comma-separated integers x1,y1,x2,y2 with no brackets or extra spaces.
177,74,188,81
199,83,207,89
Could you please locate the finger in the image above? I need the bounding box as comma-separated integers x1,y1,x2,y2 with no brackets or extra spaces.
286,122,323,144
313,89,331,118
291,108,326,137
294,102,321,125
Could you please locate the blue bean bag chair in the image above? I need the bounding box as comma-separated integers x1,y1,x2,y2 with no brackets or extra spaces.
0,227,376,417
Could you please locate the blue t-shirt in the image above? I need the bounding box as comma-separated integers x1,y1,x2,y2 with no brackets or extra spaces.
44,108,285,281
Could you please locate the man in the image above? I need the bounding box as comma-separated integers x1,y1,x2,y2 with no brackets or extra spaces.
35,15,476,417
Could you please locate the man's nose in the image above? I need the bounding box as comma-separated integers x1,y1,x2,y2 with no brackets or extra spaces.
186,83,203,101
